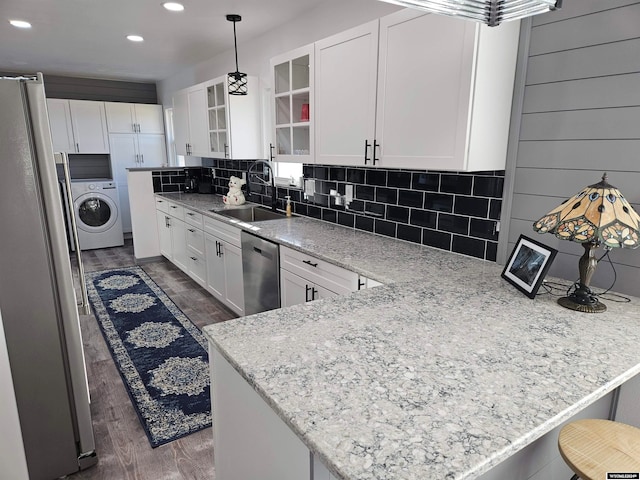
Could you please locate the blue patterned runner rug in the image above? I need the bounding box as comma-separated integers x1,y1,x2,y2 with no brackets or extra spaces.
85,266,211,447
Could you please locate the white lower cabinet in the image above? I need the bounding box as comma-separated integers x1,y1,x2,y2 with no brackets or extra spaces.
155,199,188,273
280,245,359,308
204,216,244,316
212,347,335,480
280,269,339,308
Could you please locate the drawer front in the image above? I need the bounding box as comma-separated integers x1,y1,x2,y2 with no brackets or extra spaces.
155,196,169,213
204,216,241,247
184,208,203,229
186,227,204,256
167,202,184,220
186,251,206,287
280,245,358,295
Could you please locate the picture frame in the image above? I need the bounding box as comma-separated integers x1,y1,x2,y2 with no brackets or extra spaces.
502,235,557,299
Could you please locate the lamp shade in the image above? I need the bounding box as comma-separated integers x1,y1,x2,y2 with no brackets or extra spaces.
533,174,640,249
376,0,562,27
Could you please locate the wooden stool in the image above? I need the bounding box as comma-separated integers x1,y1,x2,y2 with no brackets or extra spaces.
558,419,640,480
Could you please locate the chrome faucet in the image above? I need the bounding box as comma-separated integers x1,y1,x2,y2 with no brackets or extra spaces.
246,160,277,211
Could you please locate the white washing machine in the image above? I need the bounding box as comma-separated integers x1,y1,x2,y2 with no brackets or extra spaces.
71,181,124,250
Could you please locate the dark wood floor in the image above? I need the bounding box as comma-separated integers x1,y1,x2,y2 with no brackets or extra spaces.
70,240,237,480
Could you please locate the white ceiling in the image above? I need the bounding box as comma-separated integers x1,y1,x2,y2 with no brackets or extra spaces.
0,0,327,82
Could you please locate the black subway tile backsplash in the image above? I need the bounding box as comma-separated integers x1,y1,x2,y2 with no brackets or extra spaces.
375,219,397,238
469,218,498,241
387,205,409,223
452,235,486,259
355,215,374,232
357,185,375,201
489,199,502,220
412,173,439,191
410,209,437,229
473,176,504,198
454,196,489,218
438,214,469,235
398,190,424,208
376,187,398,204
337,212,355,228
199,160,504,262
397,224,422,244
423,229,452,250
424,193,454,212
441,174,472,195
366,169,387,186
388,171,412,189
347,168,365,184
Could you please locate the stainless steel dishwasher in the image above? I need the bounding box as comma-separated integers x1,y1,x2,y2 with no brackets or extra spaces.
241,231,281,315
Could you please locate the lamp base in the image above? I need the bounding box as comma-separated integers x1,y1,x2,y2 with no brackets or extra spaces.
557,295,606,313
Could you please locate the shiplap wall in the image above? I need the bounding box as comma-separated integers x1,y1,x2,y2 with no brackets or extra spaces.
1,71,157,103
505,0,640,297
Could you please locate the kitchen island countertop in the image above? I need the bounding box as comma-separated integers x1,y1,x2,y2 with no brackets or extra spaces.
159,192,640,480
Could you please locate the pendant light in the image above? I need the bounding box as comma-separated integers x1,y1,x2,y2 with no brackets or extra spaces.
226,14,247,96
376,0,563,27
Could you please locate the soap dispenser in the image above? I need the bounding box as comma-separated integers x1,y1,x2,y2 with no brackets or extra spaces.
285,196,292,217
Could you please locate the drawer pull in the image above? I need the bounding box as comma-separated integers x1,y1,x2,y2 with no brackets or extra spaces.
170,205,177,209
190,256,197,261
188,228,196,233
303,260,318,267
187,212,195,216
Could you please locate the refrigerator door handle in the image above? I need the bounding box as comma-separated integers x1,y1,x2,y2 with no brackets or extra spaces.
56,152,90,316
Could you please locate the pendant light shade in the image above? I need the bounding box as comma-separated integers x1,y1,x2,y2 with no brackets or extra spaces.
376,0,562,27
226,14,247,95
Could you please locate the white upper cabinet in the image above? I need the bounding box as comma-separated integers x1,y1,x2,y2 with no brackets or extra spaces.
172,84,209,158
314,10,520,172
205,76,262,159
315,22,379,167
271,45,314,163
47,99,109,153
105,103,165,134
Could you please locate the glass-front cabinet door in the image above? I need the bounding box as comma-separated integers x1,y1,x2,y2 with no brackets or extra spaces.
207,79,229,158
271,44,314,163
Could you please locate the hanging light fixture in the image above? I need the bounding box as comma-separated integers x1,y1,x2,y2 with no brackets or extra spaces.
226,14,247,95
376,0,563,27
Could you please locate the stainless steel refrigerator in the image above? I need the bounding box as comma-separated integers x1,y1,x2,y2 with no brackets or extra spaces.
0,75,97,478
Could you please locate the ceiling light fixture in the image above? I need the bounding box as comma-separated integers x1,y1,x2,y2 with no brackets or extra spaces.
375,0,563,27
162,2,185,12
9,20,32,29
226,14,248,96
127,35,144,42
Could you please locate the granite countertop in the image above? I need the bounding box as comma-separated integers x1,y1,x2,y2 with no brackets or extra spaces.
158,192,640,480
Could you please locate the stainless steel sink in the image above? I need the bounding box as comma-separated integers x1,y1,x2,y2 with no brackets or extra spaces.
214,206,290,222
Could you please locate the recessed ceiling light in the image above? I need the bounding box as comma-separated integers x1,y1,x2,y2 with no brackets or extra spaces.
127,35,144,42
162,2,185,11
9,20,32,29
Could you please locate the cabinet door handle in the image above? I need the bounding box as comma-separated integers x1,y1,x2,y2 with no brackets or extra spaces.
140,154,144,163
165,216,170,228
358,278,366,290
188,228,195,233
312,287,318,301
76,143,80,153
218,242,224,257
364,139,371,165
132,123,136,133
373,140,380,166
269,143,275,162
305,285,312,302
303,259,318,267
137,123,141,133
224,144,229,158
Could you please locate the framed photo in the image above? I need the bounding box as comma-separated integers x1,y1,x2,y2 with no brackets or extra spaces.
502,235,557,299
